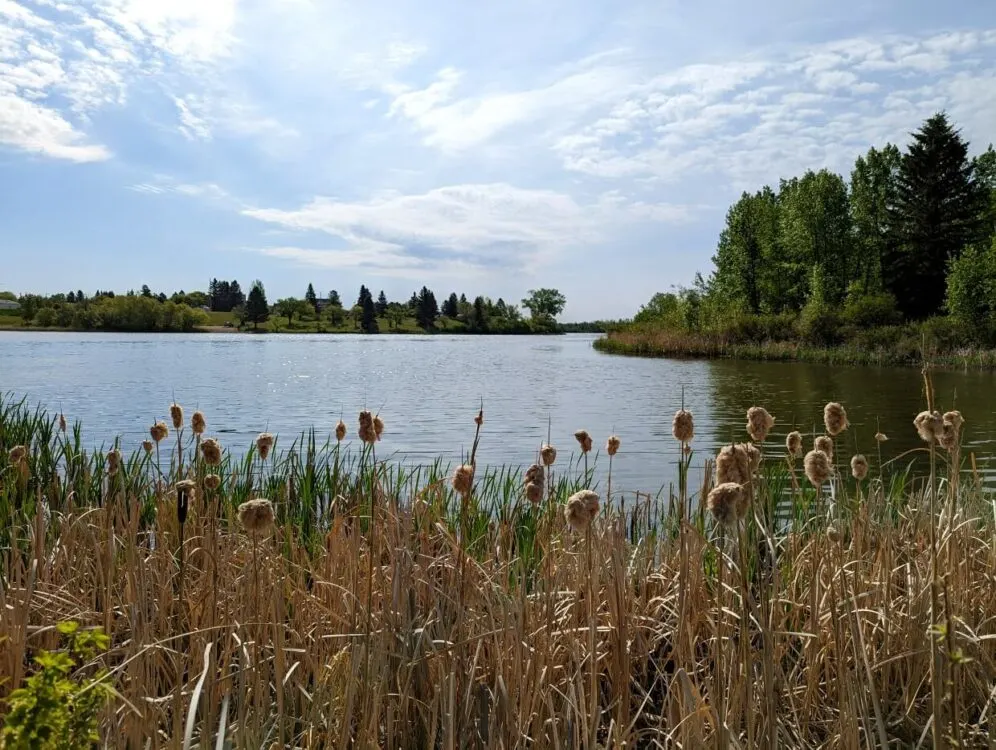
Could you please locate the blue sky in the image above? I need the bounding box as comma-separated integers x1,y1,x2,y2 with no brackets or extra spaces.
1,0,994,320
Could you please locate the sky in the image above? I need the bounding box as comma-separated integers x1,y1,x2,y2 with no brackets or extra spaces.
0,0,994,321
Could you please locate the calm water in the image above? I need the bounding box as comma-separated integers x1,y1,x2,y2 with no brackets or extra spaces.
2,331,995,494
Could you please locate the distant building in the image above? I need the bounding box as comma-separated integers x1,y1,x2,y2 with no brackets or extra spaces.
0,299,20,310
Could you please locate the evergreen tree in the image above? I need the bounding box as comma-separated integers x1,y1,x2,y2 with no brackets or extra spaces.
471,296,488,331
376,290,388,316
442,292,459,318
408,292,419,311
328,290,341,307
141,284,152,298
230,281,244,309
357,285,371,308
67,291,76,303
76,290,85,303
245,280,269,330
459,293,468,305
361,293,379,333
886,112,988,319
415,287,439,329
305,283,318,314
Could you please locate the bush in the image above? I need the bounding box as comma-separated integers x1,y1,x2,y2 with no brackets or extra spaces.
723,313,797,344
919,316,973,353
34,307,56,327
798,302,843,346
843,293,902,328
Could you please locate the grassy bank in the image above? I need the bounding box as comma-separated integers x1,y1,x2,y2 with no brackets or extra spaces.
594,325,996,369
1,393,993,747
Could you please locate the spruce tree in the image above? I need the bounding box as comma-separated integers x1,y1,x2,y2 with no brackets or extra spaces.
245,280,269,330
361,293,379,333
305,283,318,314
376,290,388,316
886,112,988,319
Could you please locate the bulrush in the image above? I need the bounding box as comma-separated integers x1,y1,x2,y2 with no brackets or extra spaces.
358,410,376,444
707,483,742,528
564,489,599,533
875,431,889,443
150,421,169,443
8,445,27,464
672,409,694,443
452,464,474,496
373,415,385,440
200,438,223,466
58,413,67,432
106,449,121,477
606,435,621,456
574,429,593,453
851,454,869,481
175,479,195,524
142,440,153,454
540,444,557,466
823,402,849,437
256,432,275,460
716,444,750,485
914,410,944,444
169,403,184,431
940,410,964,452
786,431,803,458
238,498,275,534
191,410,206,435
804,449,831,488
814,435,834,460
474,409,484,427
525,482,543,504
335,420,347,442
746,406,775,443
204,474,221,491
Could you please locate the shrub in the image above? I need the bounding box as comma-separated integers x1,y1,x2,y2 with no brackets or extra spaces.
798,302,843,347
843,293,902,328
33,307,56,327
919,316,973,353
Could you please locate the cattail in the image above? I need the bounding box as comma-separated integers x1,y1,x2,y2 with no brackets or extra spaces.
914,410,944,444
746,406,775,443
525,463,544,486
238,498,275,533
814,435,834,461
540,444,557,466
256,432,275,460
151,421,169,443
786,431,803,457
851,454,869,481
564,489,599,533
826,523,842,543
804,449,830,488
8,445,27,464
474,410,484,427
744,442,762,472
58,413,67,432
940,410,964,452
452,464,474,496
169,403,184,430
204,473,221,491
200,437,223,466
335,420,347,442
582,489,599,517
606,435,621,456
373,415,384,440
707,482,743,528
823,402,848,437
358,410,376,444
672,409,694,443
175,479,195,524
142,440,153,454
525,482,543,504
191,410,206,435
716,444,750,485
574,429,593,453
106,448,121,476
875,432,888,443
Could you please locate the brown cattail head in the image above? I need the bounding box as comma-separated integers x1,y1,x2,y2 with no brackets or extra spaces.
823,402,849,437
540,444,557,466
606,435,621,457
142,440,153,454
335,420,347,442
672,409,694,443
256,432,275,460
8,445,27,464
58,413,67,432
707,482,743,528
525,463,545,487
574,429,593,453
474,409,484,427
814,435,834,461
204,473,221,491
106,448,121,476
716,444,750,485
564,489,599,533
851,454,869,481
452,464,475,496
525,482,543,504
373,415,384,440
874,432,888,443
175,479,195,524
786,431,803,457
746,406,775,443
940,410,964,452
239,498,275,533
358,410,376,444
914,410,944,444
169,403,184,430
150,421,169,443
191,410,206,435
826,523,842,543
200,438,223,466
804,449,831,488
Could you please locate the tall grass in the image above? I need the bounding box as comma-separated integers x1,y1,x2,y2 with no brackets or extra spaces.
1,392,994,748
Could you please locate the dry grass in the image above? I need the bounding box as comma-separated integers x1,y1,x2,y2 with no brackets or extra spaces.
1,393,995,748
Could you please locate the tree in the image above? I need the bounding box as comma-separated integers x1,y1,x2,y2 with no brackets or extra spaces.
275,297,308,325
328,289,341,308
326,303,345,327
305,283,318,314
386,302,406,329
349,304,363,329
376,290,388,316
886,112,989,319
521,289,566,321
470,296,488,331
67,291,76,304
361,291,379,333
245,280,269,330
357,285,372,308
946,235,996,341
18,295,39,324
975,144,996,239
850,144,901,294
442,292,459,318
140,284,152,298
415,286,439,329
76,290,85,303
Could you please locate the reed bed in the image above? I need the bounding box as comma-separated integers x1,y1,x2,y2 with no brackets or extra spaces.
1,388,994,749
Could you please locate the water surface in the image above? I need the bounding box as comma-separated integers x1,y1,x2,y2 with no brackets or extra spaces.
2,331,993,494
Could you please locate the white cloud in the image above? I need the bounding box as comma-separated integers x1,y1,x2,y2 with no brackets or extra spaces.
0,92,110,160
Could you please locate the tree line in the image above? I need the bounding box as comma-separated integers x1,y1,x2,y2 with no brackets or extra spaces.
634,112,996,347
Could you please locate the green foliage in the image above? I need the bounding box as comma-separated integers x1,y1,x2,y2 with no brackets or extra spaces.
521,288,566,322
1,622,112,750
798,299,843,347
842,292,902,328
245,280,269,330
33,307,56,327
945,241,996,341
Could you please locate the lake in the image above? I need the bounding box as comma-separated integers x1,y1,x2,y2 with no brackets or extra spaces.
2,331,994,494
